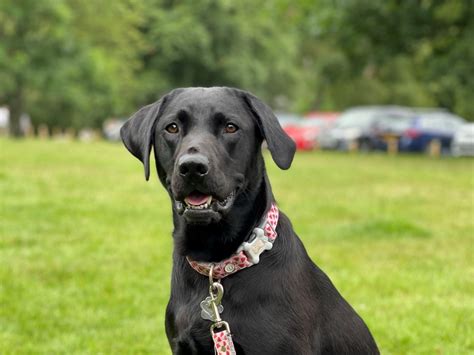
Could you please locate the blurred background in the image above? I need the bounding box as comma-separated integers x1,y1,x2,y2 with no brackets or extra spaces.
0,0,473,153
1,0,473,354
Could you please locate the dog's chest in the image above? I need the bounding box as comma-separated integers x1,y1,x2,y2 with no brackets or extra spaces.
167,278,309,354
173,297,205,330
167,289,217,351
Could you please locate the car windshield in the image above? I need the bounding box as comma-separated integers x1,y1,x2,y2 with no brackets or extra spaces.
376,116,412,131
335,111,375,128
276,113,302,127
418,113,465,131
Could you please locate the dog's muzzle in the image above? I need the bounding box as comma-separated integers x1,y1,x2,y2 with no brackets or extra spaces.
174,190,237,224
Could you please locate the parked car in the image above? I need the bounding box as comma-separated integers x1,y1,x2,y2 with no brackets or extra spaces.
274,112,303,150
285,119,326,150
275,112,302,129
366,114,415,151
277,111,338,151
451,123,474,156
398,111,465,153
318,106,413,151
304,111,340,122
103,118,126,141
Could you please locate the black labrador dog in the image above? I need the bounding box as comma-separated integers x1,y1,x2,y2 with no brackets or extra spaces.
120,87,379,354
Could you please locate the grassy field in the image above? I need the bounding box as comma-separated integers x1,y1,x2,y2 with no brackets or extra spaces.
1,138,473,354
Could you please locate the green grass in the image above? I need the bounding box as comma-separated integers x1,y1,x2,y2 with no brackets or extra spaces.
1,138,473,354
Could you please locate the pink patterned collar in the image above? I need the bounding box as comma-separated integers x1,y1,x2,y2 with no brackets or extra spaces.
186,203,279,279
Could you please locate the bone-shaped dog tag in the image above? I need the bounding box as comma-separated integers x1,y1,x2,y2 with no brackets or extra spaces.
242,228,273,264
200,296,224,322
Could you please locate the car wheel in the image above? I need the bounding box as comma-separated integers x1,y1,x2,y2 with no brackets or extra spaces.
359,139,371,152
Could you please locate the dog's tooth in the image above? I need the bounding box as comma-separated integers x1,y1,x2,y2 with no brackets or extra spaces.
175,201,184,213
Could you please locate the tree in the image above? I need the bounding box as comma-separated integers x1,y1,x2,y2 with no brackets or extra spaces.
136,0,301,108
0,0,70,135
1,0,472,133
294,0,474,118
0,0,143,136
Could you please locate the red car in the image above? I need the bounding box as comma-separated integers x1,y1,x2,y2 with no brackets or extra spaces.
283,112,340,151
284,119,322,150
305,111,340,122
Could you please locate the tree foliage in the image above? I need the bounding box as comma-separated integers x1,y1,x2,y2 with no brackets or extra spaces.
294,0,474,118
0,0,472,135
137,0,300,105
0,0,142,134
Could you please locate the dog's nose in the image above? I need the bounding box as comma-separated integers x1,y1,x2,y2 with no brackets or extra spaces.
178,154,209,179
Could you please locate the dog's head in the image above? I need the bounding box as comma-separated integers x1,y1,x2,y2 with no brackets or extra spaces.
121,87,295,225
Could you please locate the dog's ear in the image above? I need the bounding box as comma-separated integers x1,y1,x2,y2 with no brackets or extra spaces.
120,96,169,181
238,90,296,170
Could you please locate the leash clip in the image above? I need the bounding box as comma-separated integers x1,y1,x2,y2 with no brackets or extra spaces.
211,320,231,334
200,265,225,322
203,266,236,355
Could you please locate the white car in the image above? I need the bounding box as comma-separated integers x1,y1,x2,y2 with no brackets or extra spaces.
452,123,474,156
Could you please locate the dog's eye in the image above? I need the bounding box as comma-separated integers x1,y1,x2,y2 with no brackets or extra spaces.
165,123,179,134
224,123,239,134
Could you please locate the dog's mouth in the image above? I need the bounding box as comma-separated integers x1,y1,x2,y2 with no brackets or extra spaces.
184,193,214,210
174,190,237,224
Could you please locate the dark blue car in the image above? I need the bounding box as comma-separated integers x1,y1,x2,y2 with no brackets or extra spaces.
398,112,465,153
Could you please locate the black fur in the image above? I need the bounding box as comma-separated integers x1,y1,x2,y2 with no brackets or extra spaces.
121,87,379,354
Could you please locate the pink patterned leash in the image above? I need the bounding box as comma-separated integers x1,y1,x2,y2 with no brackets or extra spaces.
187,203,279,279
205,268,237,355
211,321,236,355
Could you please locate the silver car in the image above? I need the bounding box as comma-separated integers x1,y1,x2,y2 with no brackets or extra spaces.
452,123,474,156
318,106,413,151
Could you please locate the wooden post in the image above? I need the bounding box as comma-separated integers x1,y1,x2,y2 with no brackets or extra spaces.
24,125,34,138
52,127,63,139
64,128,76,140
37,124,50,139
428,139,441,157
383,135,399,155
348,140,359,152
